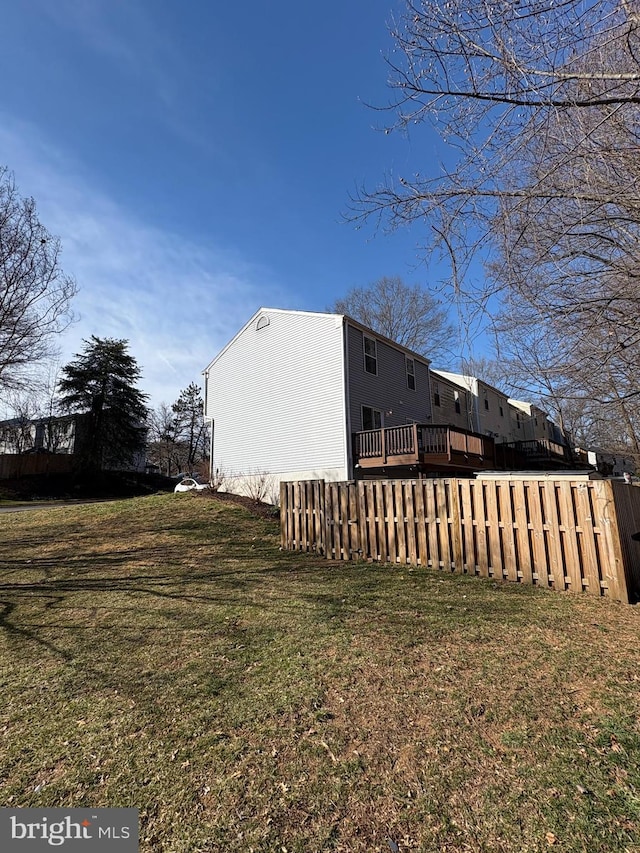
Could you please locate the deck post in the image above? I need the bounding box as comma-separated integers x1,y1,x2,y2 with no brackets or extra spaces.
381,427,387,464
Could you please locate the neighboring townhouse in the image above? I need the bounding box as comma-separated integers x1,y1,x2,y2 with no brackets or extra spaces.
203,308,588,496
430,370,512,442
429,372,475,432
0,415,77,455
0,413,147,473
576,448,636,477
203,308,435,494
508,399,552,442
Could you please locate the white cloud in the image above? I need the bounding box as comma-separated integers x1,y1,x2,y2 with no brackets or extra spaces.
38,0,183,109
0,117,287,408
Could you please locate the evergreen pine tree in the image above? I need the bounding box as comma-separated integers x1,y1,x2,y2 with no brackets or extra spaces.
58,336,148,470
171,383,208,470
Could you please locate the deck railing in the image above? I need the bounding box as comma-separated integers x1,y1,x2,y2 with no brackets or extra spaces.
356,428,383,459
506,439,568,460
354,423,494,466
418,425,449,455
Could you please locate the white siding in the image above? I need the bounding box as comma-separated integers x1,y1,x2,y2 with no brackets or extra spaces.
205,309,349,484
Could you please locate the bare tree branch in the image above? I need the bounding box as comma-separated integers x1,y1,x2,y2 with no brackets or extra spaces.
0,168,77,393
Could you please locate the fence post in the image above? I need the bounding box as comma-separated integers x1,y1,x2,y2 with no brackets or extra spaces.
280,481,288,550
316,479,326,556
593,479,629,603
448,478,464,572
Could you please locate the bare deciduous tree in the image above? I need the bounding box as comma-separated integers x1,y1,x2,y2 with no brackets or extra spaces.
147,403,183,476
354,1,640,246
147,385,209,477
0,168,77,392
353,1,640,455
0,390,40,453
331,276,454,362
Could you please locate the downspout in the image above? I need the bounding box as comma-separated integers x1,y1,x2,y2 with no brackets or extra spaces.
203,369,214,482
208,419,214,482
473,379,481,433
342,318,353,480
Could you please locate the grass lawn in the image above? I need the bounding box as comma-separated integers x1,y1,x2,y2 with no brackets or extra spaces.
1,492,639,852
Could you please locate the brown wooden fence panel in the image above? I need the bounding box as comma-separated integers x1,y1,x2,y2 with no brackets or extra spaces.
404,481,418,566
574,482,602,596
414,479,428,567
523,481,547,588
280,478,635,601
512,480,532,585
609,481,640,599
483,481,503,580
474,481,491,578
396,481,407,565
374,481,388,563
0,453,74,479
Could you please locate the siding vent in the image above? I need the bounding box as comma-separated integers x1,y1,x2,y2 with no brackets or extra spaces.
256,314,270,331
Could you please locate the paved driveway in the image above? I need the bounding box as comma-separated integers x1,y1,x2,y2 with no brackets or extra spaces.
0,499,116,514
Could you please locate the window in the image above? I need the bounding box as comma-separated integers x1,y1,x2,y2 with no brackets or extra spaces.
454,391,461,414
499,405,504,417
517,413,522,429
484,397,489,410
406,358,416,390
362,406,382,431
432,381,441,407
363,336,377,375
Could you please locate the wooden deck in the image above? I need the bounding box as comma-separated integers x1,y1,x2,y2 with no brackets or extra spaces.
496,438,570,469
354,423,496,473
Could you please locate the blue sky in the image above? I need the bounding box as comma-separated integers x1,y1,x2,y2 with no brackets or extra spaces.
1,0,474,408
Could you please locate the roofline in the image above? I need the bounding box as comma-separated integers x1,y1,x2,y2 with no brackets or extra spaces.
431,369,478,392
508,398,549,417
202,306,432,374
341,315,431,365
201,308,322,374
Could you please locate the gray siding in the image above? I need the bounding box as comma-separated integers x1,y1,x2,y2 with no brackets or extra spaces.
346,324,432,430
205,310,349,479
430,374,475,431
432,371,512,441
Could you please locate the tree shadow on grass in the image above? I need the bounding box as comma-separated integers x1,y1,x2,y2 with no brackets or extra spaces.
0,599,74,661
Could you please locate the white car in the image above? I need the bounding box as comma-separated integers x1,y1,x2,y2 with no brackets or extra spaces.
174,477,210,493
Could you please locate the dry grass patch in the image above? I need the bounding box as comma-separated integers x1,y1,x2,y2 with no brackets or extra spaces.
1,492,639,851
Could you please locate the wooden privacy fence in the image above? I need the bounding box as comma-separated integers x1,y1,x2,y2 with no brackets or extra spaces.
280,478,640,603
0,453,74,479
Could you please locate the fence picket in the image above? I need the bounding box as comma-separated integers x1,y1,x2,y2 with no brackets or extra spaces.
395,481,407,565
512,480,532,584
484,481,504,579
525,481,550,588
405,481,418,565
414,480,428,567
500,482,519,583
574,482,602,595
543,482,568,591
